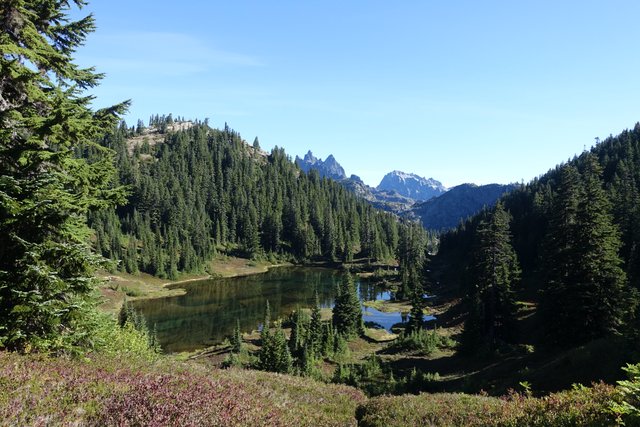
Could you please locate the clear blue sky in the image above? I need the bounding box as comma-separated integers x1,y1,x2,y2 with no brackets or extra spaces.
74,1,640,188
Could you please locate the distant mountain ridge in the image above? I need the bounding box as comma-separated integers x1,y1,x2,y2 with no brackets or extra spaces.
377,170,446,201
409,183,517,230
295,150,512,230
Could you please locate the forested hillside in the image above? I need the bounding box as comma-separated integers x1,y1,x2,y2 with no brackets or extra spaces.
410,183,516,231
437,125,640,352
89,117,402,278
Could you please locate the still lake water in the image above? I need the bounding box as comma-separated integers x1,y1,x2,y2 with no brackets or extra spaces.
133,267,433,353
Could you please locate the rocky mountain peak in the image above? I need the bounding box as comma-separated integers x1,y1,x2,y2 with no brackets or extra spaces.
377,170,446,201
295,151,347,180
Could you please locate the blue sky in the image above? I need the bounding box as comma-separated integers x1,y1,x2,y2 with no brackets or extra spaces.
75,1,640,188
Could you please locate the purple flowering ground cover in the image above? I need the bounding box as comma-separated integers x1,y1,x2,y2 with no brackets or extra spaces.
0,352,365,426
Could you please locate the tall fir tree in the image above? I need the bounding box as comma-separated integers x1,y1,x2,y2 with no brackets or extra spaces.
575,154,632,338
0,0,128,352
541,156,633,345
332,274,363,338
308,290,323,356
539,164,583,344
461,202,519,352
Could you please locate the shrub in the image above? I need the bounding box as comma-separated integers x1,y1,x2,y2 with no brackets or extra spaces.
91,311,160,361
387,328,455,355
356,382,618,427
611,363,640,425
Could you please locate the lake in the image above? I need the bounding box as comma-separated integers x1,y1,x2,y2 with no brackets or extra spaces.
133,267,433,353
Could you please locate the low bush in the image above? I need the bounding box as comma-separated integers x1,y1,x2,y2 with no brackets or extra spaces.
387,328,455,355
356,382,619,427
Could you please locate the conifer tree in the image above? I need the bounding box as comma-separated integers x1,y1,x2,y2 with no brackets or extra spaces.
397,221,426,300
288,308,309,356
332,274,363,338
258,301,275,370
539,164,583,343
308,290,323,356
0,0,128,351
407,279,425,333
231,318,242,353
258,305,292,374
541,156,633,344
271,322,293,373
461,202,519,352
575,154,632,338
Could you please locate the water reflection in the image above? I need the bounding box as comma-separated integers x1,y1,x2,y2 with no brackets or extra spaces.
133,267,430,353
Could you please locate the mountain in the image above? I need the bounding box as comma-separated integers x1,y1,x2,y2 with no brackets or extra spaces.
294,151,512,231
340,175,416,213
377,170,446,201
295,150,347,180
294,153,417,212
410,183,517,230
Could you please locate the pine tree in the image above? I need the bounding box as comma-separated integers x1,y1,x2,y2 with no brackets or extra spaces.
407,279,425,333
230,318,242,353
539,164,582,343
575,154,632,338
332,274,363,338
0,0,128,352
541,156,632,345
288,308,309,356
258,304,292,374
461,202,519,352
258,301,275,370
397,221,426,300
308,290,323,356
272,322,293,373
321,323,335,356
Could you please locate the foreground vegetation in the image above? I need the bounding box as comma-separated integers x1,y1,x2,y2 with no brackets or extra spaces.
5,350,640,426
357,384,620,427
3,1,640,425
0,351,365,426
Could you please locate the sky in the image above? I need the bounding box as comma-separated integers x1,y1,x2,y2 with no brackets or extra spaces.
73,1,640,188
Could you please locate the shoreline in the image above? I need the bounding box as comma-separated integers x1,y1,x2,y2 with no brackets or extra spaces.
97,258,295,315
98,258,393,316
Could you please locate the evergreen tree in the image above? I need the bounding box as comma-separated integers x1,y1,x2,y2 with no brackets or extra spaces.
271,322,293,374
542,155,632,345
258,301,275,370
321,323,335,356
0,0,128,352
230,318,242,353
288,308,309,356
575,154,632,338
258,305,292,374
407,281,425,333
308,290,323,356
539,164,584,344
332,274,363,338
397,221,427,300
461,202,519,352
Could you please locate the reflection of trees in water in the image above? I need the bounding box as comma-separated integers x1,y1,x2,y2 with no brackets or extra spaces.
133,267,340,352
358,280,392,303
